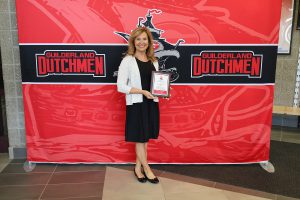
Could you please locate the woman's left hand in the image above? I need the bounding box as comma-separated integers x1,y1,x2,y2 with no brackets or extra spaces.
162,95,170,100
162,87,172,100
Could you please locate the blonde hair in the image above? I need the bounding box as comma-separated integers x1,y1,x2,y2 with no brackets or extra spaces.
127,27,157,62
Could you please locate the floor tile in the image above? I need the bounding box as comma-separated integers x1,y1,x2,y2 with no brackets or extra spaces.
49,171,105,184
107,193,166,200
281,133,300,144
0,165,6,173
160,176,217,194
55,164,105,172
41,183,103,199
159,174,275,200
0,153,9,162
0,185,45,200
9,159,26,164
160,171,215,187
277,195,300,200
0,173,51,186
49,198,101,200
281,127,300,134
270,128,281,141
102,167,165,200
1,163,56,174
111,164,164,177
54,198,101,200
111,165,137,172
223,190,272,200
165,190,228,200
215,183,276,199
106,164,132,168
0,153,10,173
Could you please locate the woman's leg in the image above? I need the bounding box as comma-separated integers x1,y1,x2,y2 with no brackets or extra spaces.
135,143,144,178
135,143,156,179
135,142,147,174
135,156,143,178
145,143,147,159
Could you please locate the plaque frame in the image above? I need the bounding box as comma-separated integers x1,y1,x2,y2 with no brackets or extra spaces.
150,71,171,98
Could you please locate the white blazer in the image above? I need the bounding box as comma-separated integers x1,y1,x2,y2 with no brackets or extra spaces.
117,55,159,105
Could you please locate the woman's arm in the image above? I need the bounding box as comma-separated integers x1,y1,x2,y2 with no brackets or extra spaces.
117,58,132,94
117,57,154,99
129,87,154,99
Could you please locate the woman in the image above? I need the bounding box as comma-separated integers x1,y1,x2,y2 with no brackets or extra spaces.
117,27,160,184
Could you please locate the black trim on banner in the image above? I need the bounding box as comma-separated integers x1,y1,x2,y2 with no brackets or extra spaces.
20,45,277,84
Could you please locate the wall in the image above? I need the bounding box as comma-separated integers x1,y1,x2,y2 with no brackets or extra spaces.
0,0,25,158
275,0,300,106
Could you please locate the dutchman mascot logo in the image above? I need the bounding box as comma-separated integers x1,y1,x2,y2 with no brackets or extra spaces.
115,9,184,82
192,51,263,78
36,50,106,77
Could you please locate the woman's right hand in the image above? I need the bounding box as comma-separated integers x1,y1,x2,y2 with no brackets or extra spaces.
142,90,155,99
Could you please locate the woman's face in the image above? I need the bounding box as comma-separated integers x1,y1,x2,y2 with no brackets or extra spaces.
134,32,149,53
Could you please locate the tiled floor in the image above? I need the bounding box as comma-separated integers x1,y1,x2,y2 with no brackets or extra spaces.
271,126,300,144
0,153,9,172
103,167,275,200
0,161,105,200
1,162,298,200
0,127,299,200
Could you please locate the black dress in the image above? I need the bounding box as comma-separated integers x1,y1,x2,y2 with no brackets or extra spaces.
125,58,160,143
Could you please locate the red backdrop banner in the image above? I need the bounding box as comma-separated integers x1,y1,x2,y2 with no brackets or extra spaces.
16,0,282,163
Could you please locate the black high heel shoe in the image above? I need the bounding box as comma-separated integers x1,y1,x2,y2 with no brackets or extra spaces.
142,168,159,184
134,168,147,183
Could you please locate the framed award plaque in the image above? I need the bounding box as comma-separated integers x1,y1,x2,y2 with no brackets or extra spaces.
150,71,171,97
